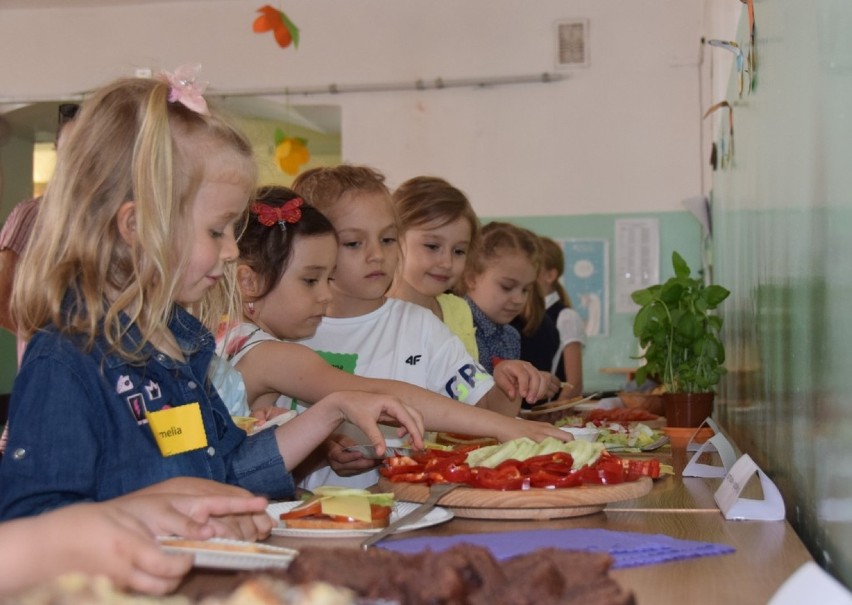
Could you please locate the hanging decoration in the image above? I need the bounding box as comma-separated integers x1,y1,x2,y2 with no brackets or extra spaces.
703,101,734,170
274,127,310,175
253,5,300,49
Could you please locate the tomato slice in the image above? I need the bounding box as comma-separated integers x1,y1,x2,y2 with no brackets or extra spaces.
279,499,322,520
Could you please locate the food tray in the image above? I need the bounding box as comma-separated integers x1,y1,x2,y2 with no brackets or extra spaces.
377,476,652,520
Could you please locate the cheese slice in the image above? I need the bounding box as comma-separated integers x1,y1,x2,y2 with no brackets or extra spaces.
319,495,372,522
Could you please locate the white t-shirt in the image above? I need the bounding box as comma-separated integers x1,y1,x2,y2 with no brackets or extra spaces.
293,297,494,490
544,291,586,375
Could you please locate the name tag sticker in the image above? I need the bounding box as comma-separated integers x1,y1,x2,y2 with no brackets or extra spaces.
147,402,208,457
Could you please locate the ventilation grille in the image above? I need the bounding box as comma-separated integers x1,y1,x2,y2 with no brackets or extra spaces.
556,20,589,68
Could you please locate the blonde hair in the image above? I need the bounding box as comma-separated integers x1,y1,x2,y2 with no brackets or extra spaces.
291,164,391,221
13,76,256,360
461,222,544,335
539,236,573,308
392,176,481,251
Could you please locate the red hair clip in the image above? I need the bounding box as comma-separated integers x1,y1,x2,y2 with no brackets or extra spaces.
250,198,303,230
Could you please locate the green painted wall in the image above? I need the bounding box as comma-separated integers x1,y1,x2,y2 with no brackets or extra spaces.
487,212,703,394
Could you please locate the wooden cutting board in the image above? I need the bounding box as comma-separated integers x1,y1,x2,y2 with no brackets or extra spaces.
377,476,653,520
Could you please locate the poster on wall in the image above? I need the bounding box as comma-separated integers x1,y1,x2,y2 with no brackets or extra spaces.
614,218,660,313
560,239,609,337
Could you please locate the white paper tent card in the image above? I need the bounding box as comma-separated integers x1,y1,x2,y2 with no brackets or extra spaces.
686,417,723,452
714,453,786,521
768,562,852,605
683,431,738,478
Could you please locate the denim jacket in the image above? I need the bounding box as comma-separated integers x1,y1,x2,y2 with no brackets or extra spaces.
0,305,294,521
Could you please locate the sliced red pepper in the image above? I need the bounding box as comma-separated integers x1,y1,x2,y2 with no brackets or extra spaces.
279,499,322,519
386,472,429,483
470,465,526,490
623,458,661,480
528,469,583,488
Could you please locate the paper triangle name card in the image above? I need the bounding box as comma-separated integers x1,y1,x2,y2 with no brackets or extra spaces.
686,416,721,452
683,418,738,478
714,453,786,521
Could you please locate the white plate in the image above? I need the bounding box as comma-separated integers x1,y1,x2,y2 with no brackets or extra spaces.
158,537,297,570
268,500,454,538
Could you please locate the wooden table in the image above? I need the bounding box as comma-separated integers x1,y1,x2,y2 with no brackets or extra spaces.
181,441,814,605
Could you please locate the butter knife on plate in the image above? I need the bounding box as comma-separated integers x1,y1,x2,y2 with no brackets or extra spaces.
361,483,462,549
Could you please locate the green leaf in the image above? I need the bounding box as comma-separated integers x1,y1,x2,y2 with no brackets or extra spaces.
703,284,731,307
672,251,691,279
274,127,285,145
631,288,655,306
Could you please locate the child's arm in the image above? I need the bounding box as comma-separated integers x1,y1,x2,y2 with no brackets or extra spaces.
235,341,569,442
127,476,274,541
271,390,425,469
476,359,551,416
0,485,269,598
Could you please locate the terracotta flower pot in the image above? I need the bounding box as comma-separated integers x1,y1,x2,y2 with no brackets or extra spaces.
662,392,714,427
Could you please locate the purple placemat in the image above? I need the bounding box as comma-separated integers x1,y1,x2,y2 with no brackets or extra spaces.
380,528,735,569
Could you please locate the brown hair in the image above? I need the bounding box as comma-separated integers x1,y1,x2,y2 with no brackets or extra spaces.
461,222,544,335
238,186,337,300
392,176,480,251
292,164,390,221
539,236,573,308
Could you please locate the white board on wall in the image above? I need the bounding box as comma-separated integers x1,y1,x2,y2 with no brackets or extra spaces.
614,218,659,314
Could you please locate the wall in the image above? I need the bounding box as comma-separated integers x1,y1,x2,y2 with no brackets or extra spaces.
0,0,723,391
1,0,709,217
710,0,852,587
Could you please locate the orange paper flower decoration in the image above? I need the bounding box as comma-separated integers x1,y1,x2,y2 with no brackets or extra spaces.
253,5,300,48
275,135,310,176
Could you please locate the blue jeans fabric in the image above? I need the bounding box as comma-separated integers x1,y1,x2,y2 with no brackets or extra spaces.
0,306,294,520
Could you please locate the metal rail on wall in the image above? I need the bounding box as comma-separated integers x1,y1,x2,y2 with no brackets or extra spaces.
0,72,569,106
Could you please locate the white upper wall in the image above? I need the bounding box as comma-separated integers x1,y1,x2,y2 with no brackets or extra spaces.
0,0,740,217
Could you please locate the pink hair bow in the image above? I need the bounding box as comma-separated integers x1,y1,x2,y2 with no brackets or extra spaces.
161,64,210,115
250,198,304,230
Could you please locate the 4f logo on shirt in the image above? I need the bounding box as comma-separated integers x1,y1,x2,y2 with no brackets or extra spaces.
405,354,422,366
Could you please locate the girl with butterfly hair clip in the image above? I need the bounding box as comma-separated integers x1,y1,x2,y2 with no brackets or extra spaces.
0,67,424,521
220,186,572,490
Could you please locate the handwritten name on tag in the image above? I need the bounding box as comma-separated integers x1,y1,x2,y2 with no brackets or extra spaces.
147,402,208,457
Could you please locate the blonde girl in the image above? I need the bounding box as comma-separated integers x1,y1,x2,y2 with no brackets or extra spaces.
0,70,423,522
388,176,480,358
538,236,585,398
222,186,570,489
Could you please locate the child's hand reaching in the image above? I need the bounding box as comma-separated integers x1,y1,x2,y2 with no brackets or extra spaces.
495,360,550,403
272,390,424,475
326,434,382,476
329,391,426,456
2,483,273,597
129,477,274,541
540,371,561,401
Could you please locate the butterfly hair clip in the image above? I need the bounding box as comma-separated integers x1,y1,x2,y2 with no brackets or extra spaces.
250,198,303,231
160,64,209,116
